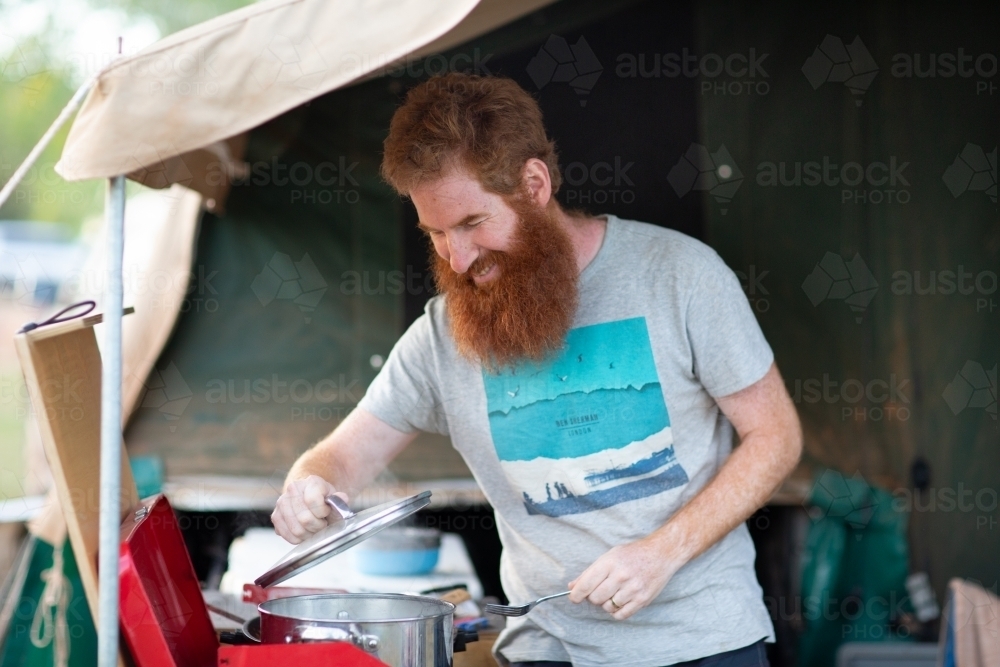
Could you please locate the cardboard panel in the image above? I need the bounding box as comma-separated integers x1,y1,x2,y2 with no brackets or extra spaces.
14,317,139,623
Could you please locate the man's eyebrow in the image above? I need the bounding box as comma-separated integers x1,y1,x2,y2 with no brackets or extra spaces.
417,213,484,232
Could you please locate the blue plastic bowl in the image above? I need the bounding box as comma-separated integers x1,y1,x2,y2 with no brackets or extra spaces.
356,548,441,576
355,527,442,576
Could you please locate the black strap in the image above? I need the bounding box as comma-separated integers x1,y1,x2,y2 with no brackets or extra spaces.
17,300,97,334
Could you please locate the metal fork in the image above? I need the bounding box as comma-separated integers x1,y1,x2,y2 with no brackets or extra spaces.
484,591,570,617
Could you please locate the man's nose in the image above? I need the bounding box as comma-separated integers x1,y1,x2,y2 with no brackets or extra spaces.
446,234,477,274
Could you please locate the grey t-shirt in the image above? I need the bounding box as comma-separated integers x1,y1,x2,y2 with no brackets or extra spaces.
358,215,776,666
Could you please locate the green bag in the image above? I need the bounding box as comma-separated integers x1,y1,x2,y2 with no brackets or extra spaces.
798,470,912,667
0,537,97,667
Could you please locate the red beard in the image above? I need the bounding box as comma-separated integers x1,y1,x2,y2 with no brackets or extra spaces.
431,200,579,370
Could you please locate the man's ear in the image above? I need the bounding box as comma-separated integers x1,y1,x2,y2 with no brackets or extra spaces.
522,158,553,206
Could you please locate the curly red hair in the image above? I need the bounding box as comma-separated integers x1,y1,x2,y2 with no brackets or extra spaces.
381,73,562,197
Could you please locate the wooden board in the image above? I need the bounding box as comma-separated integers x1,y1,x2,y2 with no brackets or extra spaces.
14,316,139,627
454,629,499,667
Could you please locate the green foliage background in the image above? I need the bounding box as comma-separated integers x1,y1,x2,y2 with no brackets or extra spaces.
0,0,255,228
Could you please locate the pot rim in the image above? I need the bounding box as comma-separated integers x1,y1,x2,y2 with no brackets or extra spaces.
258,593,456,624
242,616,261,642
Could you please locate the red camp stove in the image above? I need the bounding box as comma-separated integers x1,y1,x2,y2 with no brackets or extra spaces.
118,493,388,666
117,492,467,667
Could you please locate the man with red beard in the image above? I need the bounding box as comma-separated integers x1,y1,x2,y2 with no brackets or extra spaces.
273,73,801,667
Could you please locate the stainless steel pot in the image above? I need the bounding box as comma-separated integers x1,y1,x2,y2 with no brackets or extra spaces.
257,593,456,667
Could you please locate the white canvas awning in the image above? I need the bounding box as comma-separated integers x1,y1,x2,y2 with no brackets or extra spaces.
55,0,555,184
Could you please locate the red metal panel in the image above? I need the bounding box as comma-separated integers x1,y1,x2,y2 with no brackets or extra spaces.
217,643,391,666
118,494,219,667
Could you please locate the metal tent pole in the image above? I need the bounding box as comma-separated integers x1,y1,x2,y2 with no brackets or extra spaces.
98,175,126,666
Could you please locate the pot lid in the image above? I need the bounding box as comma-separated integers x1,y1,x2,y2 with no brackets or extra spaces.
255,490,432,588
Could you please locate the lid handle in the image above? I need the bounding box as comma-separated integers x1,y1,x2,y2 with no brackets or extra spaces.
324,494,356,522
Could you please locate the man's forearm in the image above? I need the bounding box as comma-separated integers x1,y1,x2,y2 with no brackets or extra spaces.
282,406,418,498
648,426,801,563
566,378,801,621
650,365,803,563
285,441,355,495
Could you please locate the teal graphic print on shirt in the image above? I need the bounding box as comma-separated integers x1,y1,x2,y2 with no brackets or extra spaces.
483,317,688,516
